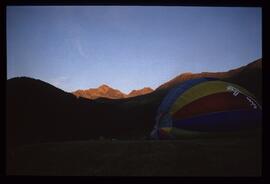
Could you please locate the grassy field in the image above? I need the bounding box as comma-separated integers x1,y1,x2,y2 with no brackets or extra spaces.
7,132,261,176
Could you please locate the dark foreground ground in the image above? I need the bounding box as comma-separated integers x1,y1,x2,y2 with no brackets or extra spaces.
7,131,261,176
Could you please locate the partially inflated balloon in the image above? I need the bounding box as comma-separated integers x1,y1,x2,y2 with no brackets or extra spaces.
150,78,262,139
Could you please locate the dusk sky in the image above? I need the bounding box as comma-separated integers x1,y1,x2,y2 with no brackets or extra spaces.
7,6,261,94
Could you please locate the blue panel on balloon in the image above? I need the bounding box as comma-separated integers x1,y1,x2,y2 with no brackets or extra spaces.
173,109,262,132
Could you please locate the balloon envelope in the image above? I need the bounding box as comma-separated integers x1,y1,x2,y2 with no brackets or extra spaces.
151,78,262,139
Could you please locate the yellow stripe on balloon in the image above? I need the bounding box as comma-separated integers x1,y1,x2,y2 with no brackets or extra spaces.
160,127,172,134
169,81,255,115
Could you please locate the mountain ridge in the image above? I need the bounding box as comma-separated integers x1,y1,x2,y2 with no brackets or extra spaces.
73,85,154,99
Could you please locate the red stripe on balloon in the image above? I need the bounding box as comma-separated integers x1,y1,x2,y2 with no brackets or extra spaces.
172,92,254,121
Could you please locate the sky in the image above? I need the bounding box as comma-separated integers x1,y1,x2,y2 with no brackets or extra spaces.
6,6,262,94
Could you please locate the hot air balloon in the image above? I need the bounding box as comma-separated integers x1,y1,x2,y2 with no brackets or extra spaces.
150,78,262,139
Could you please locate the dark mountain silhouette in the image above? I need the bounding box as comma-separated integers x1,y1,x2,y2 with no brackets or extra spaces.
6,58,262,149
6,77,160,149
157,59,261,90
72,85,154,99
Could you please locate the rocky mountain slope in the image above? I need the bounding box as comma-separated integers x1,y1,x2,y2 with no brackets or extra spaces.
73,85,153,99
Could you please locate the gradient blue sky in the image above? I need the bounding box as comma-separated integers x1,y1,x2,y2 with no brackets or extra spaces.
7,6,261,93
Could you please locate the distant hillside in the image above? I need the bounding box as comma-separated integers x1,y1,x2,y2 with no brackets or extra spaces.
6,77,158,149
157,59,261,91
73,85,154,99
